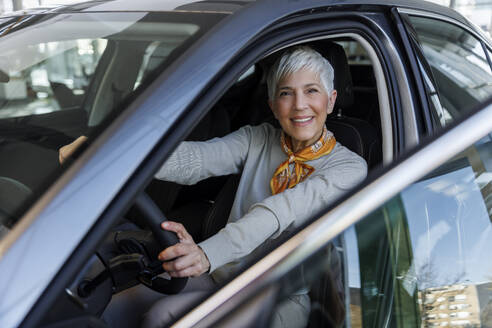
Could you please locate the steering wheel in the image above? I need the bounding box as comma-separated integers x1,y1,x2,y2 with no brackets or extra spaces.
133,192,188,294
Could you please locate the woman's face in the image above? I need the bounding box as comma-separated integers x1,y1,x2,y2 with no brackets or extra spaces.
269,69,337,152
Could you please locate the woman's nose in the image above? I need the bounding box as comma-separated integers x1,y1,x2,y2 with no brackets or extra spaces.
294,93,307,110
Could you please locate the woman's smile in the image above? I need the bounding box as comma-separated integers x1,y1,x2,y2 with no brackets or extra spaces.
291,116,314,126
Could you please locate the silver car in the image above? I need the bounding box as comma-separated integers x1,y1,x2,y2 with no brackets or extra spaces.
0,0,492,327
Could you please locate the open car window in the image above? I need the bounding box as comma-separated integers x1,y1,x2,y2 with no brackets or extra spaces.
0,11,226,240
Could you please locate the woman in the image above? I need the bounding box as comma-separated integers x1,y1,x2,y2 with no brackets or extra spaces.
60,46,367,327
143,46,367,328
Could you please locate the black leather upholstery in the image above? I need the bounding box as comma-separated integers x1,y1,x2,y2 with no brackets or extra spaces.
312,42,354,110
325,116,382,168
313,41,381,168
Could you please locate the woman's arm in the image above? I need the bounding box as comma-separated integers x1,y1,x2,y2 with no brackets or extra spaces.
199,146,368,273
154,126,253,185
59,136,88,164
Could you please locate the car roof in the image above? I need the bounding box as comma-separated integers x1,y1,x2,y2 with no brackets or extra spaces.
0,0,469,27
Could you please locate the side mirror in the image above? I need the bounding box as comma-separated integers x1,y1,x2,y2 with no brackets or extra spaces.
0,70,9,83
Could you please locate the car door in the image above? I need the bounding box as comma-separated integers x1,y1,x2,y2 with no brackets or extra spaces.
171,99,492,328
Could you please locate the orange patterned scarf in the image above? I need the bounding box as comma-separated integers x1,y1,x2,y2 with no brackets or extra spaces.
270,127,336,195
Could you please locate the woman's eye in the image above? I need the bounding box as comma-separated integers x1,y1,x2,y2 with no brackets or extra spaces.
307,88,319,94
279,91,291,97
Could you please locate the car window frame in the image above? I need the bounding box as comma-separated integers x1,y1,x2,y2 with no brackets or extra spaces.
138,11,444,327
18,11,411,328
393,8,444,133
391,8,436,137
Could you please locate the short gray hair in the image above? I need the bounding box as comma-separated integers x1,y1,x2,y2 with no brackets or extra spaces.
267,46,335,101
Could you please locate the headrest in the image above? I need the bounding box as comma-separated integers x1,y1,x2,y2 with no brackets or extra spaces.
311,41,354,110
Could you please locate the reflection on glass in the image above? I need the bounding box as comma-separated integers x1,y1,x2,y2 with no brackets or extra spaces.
0,39,107,118
409,15,492,126
0,11,224,242
403,164,492,289
268,241,346,328
403,134,492,327
350,135,492,327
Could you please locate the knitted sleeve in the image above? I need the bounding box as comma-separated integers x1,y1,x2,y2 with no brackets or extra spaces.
154,126,253,185
199,144,367,272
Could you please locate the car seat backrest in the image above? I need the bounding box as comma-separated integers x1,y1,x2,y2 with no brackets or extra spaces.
313,41,382,168
311,41,354,111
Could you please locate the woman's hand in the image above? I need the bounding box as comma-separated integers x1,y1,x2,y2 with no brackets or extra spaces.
158,221,210,278
59,136,88,164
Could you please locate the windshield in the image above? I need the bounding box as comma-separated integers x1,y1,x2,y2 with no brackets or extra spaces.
0,11,226,238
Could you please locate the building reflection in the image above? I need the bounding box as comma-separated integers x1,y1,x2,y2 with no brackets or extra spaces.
419,282,492,327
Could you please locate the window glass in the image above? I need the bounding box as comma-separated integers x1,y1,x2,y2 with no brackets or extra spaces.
257,131,492,328
408,16,492,127
339,40,371,65
354,133,492,327
0,39,107,118
0,11,226,240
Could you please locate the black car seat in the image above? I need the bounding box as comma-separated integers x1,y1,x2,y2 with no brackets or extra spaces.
311,41,382,169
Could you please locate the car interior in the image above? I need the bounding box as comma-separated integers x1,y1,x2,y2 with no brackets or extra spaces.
0,28,384,327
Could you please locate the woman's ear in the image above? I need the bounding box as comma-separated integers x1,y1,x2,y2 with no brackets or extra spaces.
326,90,337,114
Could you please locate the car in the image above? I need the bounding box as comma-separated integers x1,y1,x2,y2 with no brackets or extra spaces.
0,0,491,327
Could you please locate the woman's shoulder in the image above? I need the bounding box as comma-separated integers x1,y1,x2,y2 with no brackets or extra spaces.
317,141,367,171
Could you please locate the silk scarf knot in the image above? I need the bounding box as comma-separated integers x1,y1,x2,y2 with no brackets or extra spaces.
270,127,336,195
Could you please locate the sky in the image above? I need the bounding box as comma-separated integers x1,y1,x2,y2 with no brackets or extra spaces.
402,165,492,289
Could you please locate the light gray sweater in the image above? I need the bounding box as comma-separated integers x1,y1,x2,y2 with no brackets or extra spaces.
155,123,367,282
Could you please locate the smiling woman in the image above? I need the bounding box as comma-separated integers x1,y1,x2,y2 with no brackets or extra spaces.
134,46,367,328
